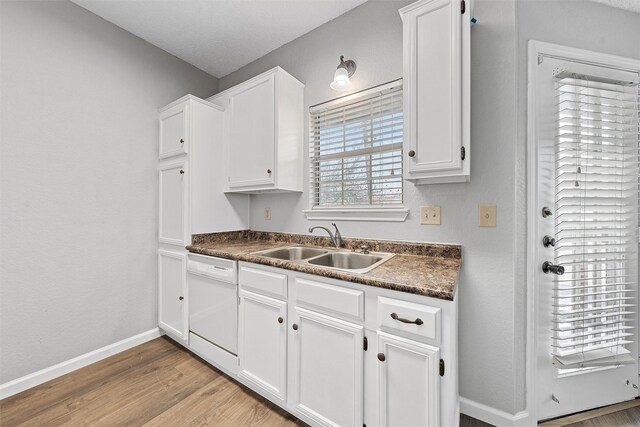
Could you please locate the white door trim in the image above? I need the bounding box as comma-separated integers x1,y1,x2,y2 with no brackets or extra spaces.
526,40,640,424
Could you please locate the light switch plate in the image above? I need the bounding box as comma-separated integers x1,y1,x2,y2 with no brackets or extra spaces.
264,208,272,220
420,206,441,225
479,204,497,227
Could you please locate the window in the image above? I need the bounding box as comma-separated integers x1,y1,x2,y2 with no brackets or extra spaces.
308,81,404,217
552,71,639,370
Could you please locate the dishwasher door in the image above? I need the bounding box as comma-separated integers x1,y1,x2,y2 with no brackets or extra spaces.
187,259,238,355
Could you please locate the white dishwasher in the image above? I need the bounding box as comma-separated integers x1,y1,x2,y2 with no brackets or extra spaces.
187,253,238,355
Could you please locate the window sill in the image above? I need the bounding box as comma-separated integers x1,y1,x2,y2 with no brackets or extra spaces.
303,207,409,222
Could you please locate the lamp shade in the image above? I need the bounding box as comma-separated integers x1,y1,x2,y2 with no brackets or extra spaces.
330,67,351,91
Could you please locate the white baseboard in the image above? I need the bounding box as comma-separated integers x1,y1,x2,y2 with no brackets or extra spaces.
0,328,163,400
461,397,532,427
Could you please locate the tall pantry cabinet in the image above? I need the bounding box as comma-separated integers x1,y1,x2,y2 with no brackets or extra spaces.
157,95,249,344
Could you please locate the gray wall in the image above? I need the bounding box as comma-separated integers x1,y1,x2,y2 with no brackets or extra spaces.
0,1,217,383
219,0,522,414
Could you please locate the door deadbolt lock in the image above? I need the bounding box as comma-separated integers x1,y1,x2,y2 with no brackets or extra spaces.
542,261,564,275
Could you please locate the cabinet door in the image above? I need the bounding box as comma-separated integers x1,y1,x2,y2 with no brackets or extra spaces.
159,103,188,159
228,75,276,188
158,250,187,342
377,332,440,427
159,160,187,245
402,0,467,181
291,307,364,427
238,290,287,402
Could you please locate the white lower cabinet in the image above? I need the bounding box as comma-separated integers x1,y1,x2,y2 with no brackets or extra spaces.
238,289,288,402
178,261,458,427
158,250,187,343
377,332,440,427
291,307,364,427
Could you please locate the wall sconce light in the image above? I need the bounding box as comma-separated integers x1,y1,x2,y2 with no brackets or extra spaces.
330,55,357,91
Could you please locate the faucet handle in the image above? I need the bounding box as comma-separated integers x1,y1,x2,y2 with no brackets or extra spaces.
360,245,370,254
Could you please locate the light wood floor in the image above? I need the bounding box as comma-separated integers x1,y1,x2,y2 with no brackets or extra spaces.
0,337,303,426
1,337,638,427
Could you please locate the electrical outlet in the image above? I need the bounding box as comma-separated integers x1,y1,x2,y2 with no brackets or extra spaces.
420,206,441,225
264,208,272,220
479,204,497,227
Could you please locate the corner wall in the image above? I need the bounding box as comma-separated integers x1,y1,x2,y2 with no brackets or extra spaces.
0,0,217,384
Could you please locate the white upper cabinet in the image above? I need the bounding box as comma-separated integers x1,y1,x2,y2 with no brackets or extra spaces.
159,159,187,245
209,67,304,193
158,95,250,247
228,75,276,188
400,0,471,184
159,102,188,159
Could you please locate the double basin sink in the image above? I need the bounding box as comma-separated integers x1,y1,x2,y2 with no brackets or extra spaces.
251,246,394,274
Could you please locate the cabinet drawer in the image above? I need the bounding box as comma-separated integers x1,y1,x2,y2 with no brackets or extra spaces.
295,277,364,322
377,297,440,343
239,265,287,299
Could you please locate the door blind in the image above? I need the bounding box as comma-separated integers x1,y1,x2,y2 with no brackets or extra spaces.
552,71,640,370
309,81,403,208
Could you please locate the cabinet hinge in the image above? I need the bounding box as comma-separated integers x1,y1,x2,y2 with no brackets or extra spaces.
439,359,445,376
363,336,368,351
461,146,466,160
461,0,466,14
238,296,240,305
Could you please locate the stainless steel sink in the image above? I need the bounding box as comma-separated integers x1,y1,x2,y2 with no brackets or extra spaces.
252,246,328,261
252,246,394,274
307,251,393,274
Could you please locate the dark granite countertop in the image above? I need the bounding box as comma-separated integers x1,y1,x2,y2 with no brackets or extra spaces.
186,231,462,301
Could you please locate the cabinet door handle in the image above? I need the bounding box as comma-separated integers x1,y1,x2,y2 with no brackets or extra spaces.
179,296,184,301
377,353,386,362
179,169,185,175
292,323,298,331
278,317,284,324
180,139,184,144
408,150,416,158
267,169,272,174
390,312,423,325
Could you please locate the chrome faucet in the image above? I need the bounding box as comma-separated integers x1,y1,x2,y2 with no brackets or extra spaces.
309,223,343,248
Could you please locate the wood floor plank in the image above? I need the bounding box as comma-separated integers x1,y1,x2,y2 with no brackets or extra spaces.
0,337,180,426
18,349,189,427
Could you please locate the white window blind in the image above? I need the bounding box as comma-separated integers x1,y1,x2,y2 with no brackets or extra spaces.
309,81,403,208
552,71,639,370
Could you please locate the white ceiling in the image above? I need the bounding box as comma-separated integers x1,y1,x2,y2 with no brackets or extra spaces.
71,0,368,78
588,0,640,13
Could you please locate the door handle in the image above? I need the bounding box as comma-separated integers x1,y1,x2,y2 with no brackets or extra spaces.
542,261,564,275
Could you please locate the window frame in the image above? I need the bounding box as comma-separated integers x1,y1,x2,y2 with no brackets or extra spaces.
304,80,409,222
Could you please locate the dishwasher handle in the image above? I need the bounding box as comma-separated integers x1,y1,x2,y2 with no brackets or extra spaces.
187,261,235,282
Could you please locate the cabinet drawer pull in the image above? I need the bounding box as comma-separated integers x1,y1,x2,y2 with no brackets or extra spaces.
377,353,385,362
390,312,423,325
278,317,284,324
292,323,298,331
